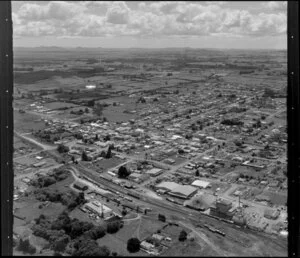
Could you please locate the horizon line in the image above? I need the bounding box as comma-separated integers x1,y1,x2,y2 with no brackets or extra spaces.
13,46,287,51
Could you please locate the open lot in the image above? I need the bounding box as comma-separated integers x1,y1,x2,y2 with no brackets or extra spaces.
82,156,125,172
14,110,46,133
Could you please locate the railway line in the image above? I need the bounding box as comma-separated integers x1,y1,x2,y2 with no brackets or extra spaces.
68,164,286,251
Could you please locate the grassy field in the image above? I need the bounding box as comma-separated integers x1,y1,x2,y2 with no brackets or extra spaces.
263,191,287,206
46,172,75,191
43,101,78,110
14,110,46,133
69,207,100,225
84,157,125,172
161,240,205,256
95,215,167,256
14,197,66,224
97,233,147,256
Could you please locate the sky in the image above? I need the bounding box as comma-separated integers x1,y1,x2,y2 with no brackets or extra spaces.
12,1,287,49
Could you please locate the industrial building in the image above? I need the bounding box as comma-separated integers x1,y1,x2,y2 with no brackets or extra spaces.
84,201,114,219
169,185,198,199
191,179,211,189
210,198,235,219
155,181,179,192
145,168,163,177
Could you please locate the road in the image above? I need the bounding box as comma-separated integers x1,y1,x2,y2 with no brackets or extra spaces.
14,131,56,151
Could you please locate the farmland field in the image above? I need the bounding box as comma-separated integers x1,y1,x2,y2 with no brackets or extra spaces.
14,110,47,133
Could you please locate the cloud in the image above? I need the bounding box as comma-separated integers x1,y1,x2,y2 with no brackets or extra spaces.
18,1,87,21
263,1,287,12
12,1,287,39
106,1,130,24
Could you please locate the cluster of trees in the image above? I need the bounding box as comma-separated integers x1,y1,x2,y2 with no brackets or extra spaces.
57,144,70,153
31,168,70,188
34,188,86,210
17,238,36,254
106,220,123,234
239,174,255,180
33,130,59,143
118,166,131,178
70,108,89,115
32,212,109,255
221,118,244,126
71,238,110,256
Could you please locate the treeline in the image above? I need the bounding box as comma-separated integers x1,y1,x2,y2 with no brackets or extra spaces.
31,168,70,188
34,189,86,210
221,118,244,126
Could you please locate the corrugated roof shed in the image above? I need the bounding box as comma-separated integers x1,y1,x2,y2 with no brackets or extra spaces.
156,181,179,192
170,185,197,198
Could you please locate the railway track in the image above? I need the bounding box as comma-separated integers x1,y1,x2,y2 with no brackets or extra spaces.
69,164,286,251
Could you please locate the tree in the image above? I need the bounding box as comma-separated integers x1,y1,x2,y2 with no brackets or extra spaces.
127,238,140,253
57,144,69,153
122,208,127,217
52,235,70,252
100,150,106,158
195,170,200,177
106,221,121,234
118,166,130,178
158,214,166,222
94,103,104,116
81,151,89,161
85,107,89,113
87,99,95,107
105,146,112,159
178,230,187,241
104,135,110,141
95,134,99,141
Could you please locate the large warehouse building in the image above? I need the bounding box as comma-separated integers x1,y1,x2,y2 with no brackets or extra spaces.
169,185,198,199
155,181,198,199
155,181,180,192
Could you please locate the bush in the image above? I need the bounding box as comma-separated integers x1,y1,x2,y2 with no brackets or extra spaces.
106,221,122,234
72,238,110,256
118,166,130,178
158,214,166,222
85,226,106,240
57,144,69,153
178,230,187,241
127,238,140,253
52,235,70,252
17,238,36,254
